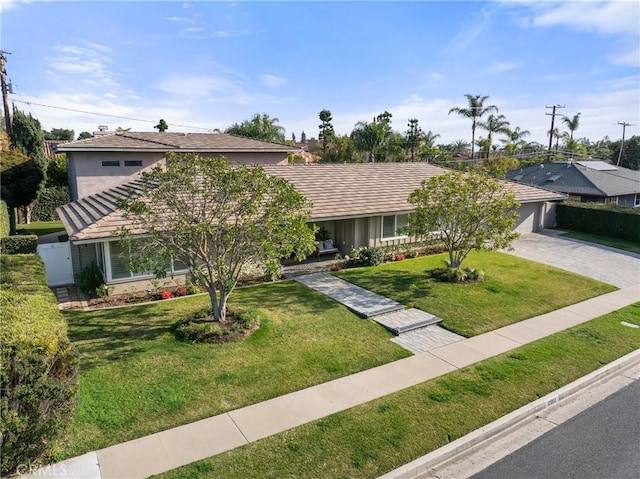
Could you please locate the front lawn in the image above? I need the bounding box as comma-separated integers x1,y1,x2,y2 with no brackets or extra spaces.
16,220,65,237
337,251,616,337
61,281,410,458
560,230,640,254
157,303,640,479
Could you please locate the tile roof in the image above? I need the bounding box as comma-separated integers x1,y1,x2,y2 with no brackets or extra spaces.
506,161,640,197
58,163,566,242
55,132,298,153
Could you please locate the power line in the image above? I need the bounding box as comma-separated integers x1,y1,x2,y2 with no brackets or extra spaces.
10,99,214,132
545,105,565,161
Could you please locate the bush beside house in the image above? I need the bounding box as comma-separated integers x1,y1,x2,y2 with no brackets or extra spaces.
557,201,640,242
0,255,79,476
0,234,38,254
0,200,9,238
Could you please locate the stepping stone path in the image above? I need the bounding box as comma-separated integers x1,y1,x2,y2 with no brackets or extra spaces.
293,273,464,354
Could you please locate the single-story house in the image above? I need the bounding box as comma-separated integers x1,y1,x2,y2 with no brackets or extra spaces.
56,131,298,201
56,159,565,293
506,161,640,207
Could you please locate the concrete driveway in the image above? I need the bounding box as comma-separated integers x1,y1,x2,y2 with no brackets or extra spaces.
508,231,640,289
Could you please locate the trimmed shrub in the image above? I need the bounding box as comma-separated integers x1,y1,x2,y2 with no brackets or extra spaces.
0,255,79,475
429,266,484,283
31,187,70,222
0,234,38,254
172,307,260,344
0,200,9,238
557,201,640,242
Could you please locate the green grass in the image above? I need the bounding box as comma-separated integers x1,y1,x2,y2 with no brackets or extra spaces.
336,251,616,337
60,281,411,458
560,230,640,254
16,220,65,237
156,303,640,479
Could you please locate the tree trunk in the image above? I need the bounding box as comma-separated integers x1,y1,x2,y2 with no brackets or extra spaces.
8,206,16,235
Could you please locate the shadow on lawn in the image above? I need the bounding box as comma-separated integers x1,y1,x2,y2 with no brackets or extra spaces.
66,307,173,371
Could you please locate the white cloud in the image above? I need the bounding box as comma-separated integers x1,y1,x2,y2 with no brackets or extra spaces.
485,62,521,74
446,6,494,54
47,42,117,87
0,0,22,13
532,1,639,37
260,74,286,88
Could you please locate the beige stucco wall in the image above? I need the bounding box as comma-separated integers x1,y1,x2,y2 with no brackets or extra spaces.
68,151,289,200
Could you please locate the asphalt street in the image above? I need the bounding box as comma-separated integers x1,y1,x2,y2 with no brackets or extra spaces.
470,380,640,479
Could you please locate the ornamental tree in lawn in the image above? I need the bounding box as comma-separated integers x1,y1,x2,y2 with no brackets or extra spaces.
405,171,520,270
118,153,316,322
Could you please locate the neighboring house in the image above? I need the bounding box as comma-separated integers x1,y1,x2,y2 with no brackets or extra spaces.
56,131,298,201
56,157,565,293
507,161,640,207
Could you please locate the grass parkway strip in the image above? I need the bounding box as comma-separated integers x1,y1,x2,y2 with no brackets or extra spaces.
155,303,640,479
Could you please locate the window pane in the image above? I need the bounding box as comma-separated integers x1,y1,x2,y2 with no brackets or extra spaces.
382,215,395,238
173,257,189,272
396,214,408,234
102,160,120,167
109,242,131,279
124,160,143,167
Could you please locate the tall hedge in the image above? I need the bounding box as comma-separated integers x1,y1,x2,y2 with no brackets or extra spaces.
31,187,70,222
0,255,78,476
0,200,9,237
556,201,640,242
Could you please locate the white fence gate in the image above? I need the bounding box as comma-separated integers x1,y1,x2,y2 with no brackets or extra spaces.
37,242,75,286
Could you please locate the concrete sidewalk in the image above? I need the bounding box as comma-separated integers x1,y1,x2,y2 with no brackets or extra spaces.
34,285,639,479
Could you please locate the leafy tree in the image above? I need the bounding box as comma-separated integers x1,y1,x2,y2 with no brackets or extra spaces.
154,119,169,132
501,126,530,154
611,135,640,170
225,113,286,144
449,139,471,155
291,132,296,143
405,171,520,270
449,94,498,161
0,142,43,234
318,109,335,157
43,128,74,141
45,156,68,188
350,111,394,162
478,114,510,158
322,134,359,163
301,131,306,143
77,131,92,140
562,112,581,140
11,109,48,174
419,130,441,162
118,153,316,322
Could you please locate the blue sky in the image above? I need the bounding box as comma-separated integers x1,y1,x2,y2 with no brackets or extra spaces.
1,1,638,146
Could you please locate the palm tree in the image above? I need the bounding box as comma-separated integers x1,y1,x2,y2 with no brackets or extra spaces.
562,112,581,140
478,114,510,158
501,126,530,154
448,94,498,161
450,139,471,155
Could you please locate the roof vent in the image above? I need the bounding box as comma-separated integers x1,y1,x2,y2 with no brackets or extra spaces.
540,164,544,169
547,174,561,182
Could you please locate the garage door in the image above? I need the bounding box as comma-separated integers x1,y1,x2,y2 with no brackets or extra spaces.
514,203,540,233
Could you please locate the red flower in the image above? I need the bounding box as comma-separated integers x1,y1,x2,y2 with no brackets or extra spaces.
161,290,174,299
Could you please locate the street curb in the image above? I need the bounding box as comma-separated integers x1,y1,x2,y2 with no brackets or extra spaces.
377,348,640,479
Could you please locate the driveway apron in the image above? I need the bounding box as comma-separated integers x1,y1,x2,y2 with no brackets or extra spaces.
508,231,640,289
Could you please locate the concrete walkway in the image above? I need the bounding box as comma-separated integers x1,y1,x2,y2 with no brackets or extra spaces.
294,272,405,317
33,285,639,479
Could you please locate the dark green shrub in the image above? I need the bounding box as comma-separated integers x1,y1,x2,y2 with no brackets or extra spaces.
429,266,484,283
0,234,38,254
31,187,70,222
0,255,78,475
0,200,9,238
76,262,105,295
557,201,640,242
172,308,260,343
359,246,386,266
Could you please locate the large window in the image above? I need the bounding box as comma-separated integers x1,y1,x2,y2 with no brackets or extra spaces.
381,214,408,240
105,241,189,282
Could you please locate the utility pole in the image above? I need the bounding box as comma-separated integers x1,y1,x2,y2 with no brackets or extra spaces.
546,105,565,161
0,50,12,140
615,121,632,166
